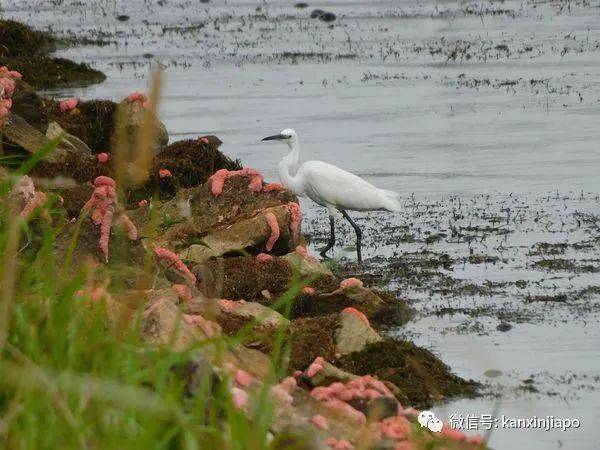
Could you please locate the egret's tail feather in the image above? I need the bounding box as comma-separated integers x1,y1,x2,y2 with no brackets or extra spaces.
379,189,402,212
380,189,401,199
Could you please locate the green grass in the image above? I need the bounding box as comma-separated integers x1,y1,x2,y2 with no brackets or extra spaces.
0,143,304,450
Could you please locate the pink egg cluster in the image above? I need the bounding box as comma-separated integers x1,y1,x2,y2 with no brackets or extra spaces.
22,192,48,218
59,97,78,113
311,414,329,430
341,307,370,326
97,152,110,163
256,253,273,263
324,437,354,450
209,168,264,196
125,91,148,108
152,245,196,284
235,369,254,388
172,284,193,302
380,416,412,440
271,376,296,405
262,182,286,193
182,314,220,337
158,168,172,178
0,66,21,126
306,356,325,378
287,202,302,241
302,286,316,296
295,245,317,261
309,374,399,428
339,278,364,289
264,212,280,251
218,299,247,313
82,176,138,261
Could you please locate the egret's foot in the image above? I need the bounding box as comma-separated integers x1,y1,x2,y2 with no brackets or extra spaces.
319,245,333,258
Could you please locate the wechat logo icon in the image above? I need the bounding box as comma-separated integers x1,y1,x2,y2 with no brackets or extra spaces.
418,410,444,433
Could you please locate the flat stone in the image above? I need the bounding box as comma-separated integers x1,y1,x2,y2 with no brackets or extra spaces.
334,309,383,356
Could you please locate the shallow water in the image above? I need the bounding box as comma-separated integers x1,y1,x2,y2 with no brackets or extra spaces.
4,0,600,448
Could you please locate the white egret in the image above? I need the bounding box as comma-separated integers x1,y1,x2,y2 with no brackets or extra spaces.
262,129,401,262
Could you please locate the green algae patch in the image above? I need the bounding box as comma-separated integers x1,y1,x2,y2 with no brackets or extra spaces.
340,340,479,409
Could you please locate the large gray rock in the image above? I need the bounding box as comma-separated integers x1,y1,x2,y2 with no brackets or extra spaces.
116,99,168,156
46,121,92,155
334,309,383,356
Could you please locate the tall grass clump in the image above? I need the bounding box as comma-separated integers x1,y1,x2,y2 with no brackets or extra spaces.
0,72,307,450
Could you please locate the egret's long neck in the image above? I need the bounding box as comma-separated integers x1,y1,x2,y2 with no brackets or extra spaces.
278,140,304,194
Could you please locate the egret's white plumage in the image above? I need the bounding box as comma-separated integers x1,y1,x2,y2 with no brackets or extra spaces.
262,128,401,261
297,161,401,212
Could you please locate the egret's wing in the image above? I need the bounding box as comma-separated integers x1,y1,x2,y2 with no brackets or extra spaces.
299,161,398,211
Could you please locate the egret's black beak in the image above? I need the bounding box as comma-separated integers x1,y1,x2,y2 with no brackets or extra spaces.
262,134,285,141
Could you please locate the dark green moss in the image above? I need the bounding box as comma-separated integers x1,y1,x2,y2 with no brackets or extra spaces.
0,20,53,57
340,340,479,409
0,55,106,90
47,99,118,152
127,138,242,205
0,20,105,89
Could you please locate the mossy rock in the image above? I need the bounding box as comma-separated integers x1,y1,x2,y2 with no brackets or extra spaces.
0,20,53,57
0,55,105,90
46,99,118,152
128,138,242,204
0,20,105,89
195,255,293,301
289,315,340,370
340,340,479,409
11,80,47,129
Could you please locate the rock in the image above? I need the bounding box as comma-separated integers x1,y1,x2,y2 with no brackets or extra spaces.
496,322,512,332
334,309,383,356
171,353,218,398
1,113,98,181
11,80,47,129
115,98,168,155
269,426,327,450
142,298,219,349
47,99,117,153
188,298,289,336
340,340,479,409
310,9,324,18
319,12,336,22
178,204,295,263
308,360,357,387
303,285,386,318
294,2,309,8
116,14,130,21
131,137,241,204
282,251,332,277
218,300,289,330
364,397,399,422
193,255,293,302
46,121,92,155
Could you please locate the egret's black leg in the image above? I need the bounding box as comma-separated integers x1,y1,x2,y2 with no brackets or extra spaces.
319,215,336,258
340,210,362,262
